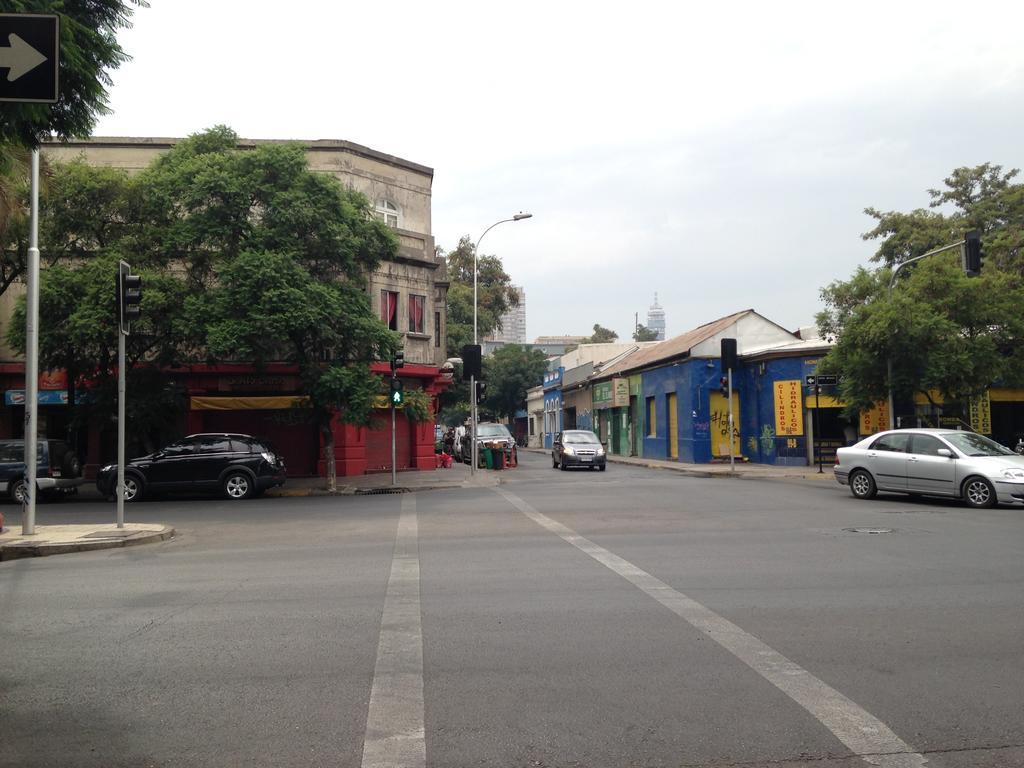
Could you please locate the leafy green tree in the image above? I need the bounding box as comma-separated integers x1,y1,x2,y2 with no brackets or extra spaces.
0,1,147,147
192,251,398,490
443,236,519,358
632,324,659,342
818,164,1024,419
6,254,190,455
584,323,618,343
438,236,518,421
481,344,549,421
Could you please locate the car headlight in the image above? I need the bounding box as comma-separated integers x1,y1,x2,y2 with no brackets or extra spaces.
1001,468,1024,480
101,464,115,473
563,446,575,455
596,446,605,455
261,451,275,464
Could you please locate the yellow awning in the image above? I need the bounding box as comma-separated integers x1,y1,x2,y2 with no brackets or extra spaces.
190,395,310,411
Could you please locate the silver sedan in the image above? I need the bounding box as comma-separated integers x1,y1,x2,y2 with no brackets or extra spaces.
834,428,1024,508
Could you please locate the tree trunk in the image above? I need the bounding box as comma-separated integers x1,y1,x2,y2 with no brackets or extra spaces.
320,419,336,492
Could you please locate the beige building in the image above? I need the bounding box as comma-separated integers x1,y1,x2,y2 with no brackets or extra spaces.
37,136,448,368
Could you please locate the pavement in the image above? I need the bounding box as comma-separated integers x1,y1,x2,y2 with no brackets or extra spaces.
0,453,833,561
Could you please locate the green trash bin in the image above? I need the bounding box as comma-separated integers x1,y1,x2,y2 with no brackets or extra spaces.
483,447,494,469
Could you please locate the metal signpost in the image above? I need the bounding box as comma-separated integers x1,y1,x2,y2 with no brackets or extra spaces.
390,351,404,486
806,375,838,473
5,13,60,536
116,262,142,527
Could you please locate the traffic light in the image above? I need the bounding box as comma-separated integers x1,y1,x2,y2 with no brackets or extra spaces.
391,349,405,372
117,261,142,335
462,344,482,380
720,338,737,373
719,376,728,398
476,380,487,401
963,230,983,277
389,377,404,405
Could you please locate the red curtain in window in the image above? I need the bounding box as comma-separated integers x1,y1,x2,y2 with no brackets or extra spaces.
381,291,397,328
409,295,424,333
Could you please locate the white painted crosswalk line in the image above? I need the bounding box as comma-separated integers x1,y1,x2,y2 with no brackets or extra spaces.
361,494,426,768
495,486,927,768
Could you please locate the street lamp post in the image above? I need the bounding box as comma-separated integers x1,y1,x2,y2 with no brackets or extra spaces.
471,212,532,475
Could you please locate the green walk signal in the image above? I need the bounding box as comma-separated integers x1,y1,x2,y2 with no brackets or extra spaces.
390,378,404,405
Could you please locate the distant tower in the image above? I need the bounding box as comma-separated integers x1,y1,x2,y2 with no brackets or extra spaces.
646,293,666,340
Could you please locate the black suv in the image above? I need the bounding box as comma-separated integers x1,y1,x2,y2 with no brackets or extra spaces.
96,433,286,502
0,438,85,503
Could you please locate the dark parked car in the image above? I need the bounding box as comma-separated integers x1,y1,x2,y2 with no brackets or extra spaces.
96,433,286,502
552,430,606,471
0,438,85,503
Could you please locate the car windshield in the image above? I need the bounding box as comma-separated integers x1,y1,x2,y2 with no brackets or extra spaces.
564,432,600,444
478,425,511,438
942,432,1016,457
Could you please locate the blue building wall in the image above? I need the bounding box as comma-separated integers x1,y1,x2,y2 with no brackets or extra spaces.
637,354,824,466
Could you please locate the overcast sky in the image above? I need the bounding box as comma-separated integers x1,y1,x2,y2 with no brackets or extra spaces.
93,0,1024,342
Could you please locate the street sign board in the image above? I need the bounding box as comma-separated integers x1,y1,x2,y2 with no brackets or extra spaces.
806,374,838,387
0,14,59,103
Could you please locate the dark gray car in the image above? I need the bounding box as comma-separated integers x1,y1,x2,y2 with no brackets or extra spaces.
552,430,606,471
834,428,1024,508
0,438,85,504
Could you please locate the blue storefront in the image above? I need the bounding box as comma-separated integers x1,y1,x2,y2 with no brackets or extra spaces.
541,367,563,449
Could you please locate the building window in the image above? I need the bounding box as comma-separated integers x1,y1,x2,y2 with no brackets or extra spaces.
376,199,400,229
647,396,656,437
434,311,441,347
408,295,425,334
529,418,536,436
381,290,399,331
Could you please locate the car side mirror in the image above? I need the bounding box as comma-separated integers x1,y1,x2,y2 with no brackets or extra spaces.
937,448,953,458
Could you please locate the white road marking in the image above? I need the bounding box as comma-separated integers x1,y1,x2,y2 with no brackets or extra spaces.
495,487,927,768
361,494,426,768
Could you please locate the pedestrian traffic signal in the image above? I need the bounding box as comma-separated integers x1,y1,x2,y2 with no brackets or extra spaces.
963,230,983,277
719,376,728,398
476,380,487,401
117,261,142,335
392,349,405,371
390,378,404,405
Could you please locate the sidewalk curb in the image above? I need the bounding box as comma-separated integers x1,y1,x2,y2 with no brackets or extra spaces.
264,480,502,498
0,525,176,562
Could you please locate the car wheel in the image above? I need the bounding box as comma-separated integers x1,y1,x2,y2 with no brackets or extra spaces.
849,469,877,500
962,476,996,508
10,478,28,504
122,474,143,502
599,464,606,472
223,471,253,500
62,450,82,478
559,460,568,471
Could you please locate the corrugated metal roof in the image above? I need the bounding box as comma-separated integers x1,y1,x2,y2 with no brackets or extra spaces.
595,309,756,380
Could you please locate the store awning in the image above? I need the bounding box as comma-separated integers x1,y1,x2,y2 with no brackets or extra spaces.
190,395,310,411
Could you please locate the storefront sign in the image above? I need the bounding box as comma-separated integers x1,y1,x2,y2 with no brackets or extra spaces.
773,380,804,436
969,390,992,434
5,389,77,405
592,381,613,409
859,401,890,436
39,368,67,390
612,378,629,408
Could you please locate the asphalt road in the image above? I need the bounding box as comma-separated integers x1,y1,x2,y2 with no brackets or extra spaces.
2,452,1023,767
